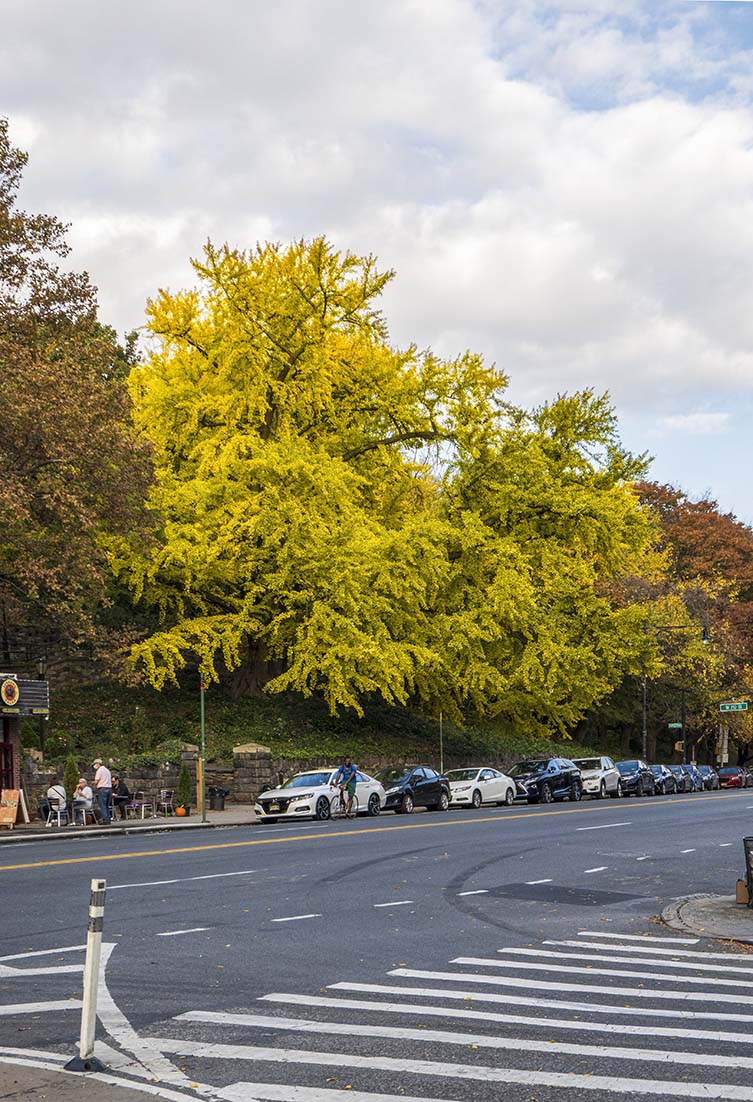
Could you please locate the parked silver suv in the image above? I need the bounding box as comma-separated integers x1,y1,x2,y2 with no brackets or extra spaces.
571,756,622,799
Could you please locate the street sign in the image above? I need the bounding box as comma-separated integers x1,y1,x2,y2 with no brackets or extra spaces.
668,722,683,729
720,701,748,713
674,741,684,752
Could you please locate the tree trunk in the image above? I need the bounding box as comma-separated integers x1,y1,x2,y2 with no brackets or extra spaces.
227,643,284,699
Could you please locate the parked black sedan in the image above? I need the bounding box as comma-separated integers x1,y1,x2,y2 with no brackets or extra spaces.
681,763,704,792
651,764,677,795
667,764,690,792
375,765,450,814
508,758,583,804
697,765,720,791
615,759,656,797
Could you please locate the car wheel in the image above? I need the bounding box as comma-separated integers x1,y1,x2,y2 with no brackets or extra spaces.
648,783,655,796
610,780,622,798
570,783,582,802
636,780,643,798
400,793,414,814
540,783,553,804
367,793,381,817
471,790,482,809
437,791,450,812
504,787,514,806
598,781,607,800
314,796,331,821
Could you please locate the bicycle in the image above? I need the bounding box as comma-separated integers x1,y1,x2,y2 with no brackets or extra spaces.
330,786,359,819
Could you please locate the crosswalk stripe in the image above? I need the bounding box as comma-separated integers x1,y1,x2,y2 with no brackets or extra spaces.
330,981,753,1023
497,946,753,975
0,964,84,978
255,992,753,1043
171,1009,753,1069
548,939,753,962
452,956,753,989
578,931,699,943
218,1084,458,1102
387,968,753,1005
143,1038,753,1100
0,945,85,963
0,1000,82,1016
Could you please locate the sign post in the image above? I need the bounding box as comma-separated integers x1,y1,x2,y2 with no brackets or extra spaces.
200,672,207,824
65,878,107,1073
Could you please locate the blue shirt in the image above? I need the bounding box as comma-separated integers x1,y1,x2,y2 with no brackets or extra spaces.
334,763,357,785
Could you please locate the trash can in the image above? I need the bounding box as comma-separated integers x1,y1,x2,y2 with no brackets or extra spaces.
208,786,229,811
744,837,753,908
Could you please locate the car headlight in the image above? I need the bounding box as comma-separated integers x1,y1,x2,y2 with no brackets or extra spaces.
290,792,314,801
455,785,471,792
385,787,400,796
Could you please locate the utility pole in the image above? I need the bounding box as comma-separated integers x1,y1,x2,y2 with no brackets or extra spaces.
199,671,207,823
681,687,687,764
641,676,648,761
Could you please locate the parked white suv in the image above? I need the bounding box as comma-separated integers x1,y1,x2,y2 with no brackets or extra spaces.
571,756,622,799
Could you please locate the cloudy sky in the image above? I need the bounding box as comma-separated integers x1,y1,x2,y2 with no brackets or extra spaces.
3,0,753,520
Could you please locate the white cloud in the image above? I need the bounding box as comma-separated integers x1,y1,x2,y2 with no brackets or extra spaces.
659,412,732,435
2,0,753,514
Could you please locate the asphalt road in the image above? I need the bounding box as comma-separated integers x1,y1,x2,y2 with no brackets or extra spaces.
1,788,753,1102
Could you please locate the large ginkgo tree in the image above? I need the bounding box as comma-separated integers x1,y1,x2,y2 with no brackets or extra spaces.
117,237,661,730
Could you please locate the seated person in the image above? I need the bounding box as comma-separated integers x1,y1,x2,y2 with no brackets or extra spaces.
111,774,132,820
45,777,67,824
73,777,93,819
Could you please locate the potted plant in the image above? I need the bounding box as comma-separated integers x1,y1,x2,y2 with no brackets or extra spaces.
175,762,193,816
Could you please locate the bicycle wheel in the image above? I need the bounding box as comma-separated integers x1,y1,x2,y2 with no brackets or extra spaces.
330,792,345,819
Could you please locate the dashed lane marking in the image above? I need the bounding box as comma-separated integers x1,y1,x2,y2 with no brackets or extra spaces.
374,900,414,908
156,927,211,937
0,791,748,873
271,914,321,923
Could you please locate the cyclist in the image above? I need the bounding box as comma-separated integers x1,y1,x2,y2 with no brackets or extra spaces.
332,756,358,818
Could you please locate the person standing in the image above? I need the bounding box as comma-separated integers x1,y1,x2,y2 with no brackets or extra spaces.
93,758,113,825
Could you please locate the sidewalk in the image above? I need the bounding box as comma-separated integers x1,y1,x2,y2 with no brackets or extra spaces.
663,892,753,945
0,804,257,845
1,1059,197,1101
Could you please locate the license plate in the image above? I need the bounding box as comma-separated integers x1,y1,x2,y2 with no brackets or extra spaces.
268,803,280,812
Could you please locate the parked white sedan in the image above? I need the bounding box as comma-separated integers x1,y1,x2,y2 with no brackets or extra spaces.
571,756,622,799
255,768,386,823
446,767,516,809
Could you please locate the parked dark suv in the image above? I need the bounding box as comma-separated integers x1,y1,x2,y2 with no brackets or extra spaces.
615,759,655,797
508,758,583,804
375,765,450,814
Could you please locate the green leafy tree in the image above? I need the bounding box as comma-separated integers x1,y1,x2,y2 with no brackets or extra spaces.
175,762,193,810
63,754,79,798
119,238,660,730
0,118,153,668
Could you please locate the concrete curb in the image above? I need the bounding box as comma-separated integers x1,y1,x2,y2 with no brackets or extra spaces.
0,816,257,846
662,892,753,945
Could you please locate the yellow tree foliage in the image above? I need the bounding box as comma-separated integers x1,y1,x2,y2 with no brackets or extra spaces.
116,237,660,730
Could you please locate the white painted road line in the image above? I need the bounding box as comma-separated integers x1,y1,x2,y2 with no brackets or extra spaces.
156,928,211,937
636,856,651,861
584,866,608,873
374,900,414,908
0,944,85,963
330,980,753,1022
457,890,488,896
0,1000,82,1015
271,914,321,923
0,964,84,978
578,931,699,943
254,991,753,1044
146,1038,753,1100
452,956,753,989
681,848,697,854
389,967,753,1005
165,1010,753,1071
720,843,734,847
547,939,753,962
499,946,753,975
525,878,552,884
109,869,262,891
576,822,631,831
218,1084,457,1102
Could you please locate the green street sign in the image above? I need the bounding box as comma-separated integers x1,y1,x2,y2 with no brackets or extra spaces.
668,722,683,729
720,701,748,713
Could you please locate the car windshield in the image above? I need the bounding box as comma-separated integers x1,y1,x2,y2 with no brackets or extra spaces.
445,769,479,781
698,766,711,774
718,768,738,776
651,766,663,775
668,766,683,774
508,761,549,777
281,772,331,789
617,761,639,773
573,759,601,771
375,767,412,785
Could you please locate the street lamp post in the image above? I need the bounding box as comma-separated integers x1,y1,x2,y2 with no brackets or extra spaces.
199,671,207,824
37,655,47,757
641,676,648,761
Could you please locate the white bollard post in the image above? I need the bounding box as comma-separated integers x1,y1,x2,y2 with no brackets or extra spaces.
65,877,108,1072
